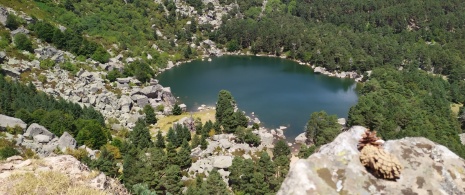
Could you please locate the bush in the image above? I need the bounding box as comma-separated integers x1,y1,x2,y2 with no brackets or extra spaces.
5,14,20,30
156,105,164,112
60,61,77,73
106,69,122,82
14,34,33,52
6,125,23,135
38,74,47,83
92,46,110,63
39,59,55,69
0,146,20,159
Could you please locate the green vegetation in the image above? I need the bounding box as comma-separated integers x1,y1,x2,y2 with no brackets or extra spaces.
143,105,157,125
348,68,465,157
14,34,33,52
305,111,340,146
0,74,106,149
215,90,249,133
172,104,182,115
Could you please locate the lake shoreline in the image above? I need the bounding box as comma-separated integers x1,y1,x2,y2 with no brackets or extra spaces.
156,55,358,141
156,51,368,83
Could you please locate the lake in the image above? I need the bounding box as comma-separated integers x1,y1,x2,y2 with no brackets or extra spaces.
157,56,358,139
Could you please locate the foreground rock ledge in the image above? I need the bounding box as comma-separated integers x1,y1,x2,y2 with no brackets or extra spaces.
278,126,465,195
0,155,128,194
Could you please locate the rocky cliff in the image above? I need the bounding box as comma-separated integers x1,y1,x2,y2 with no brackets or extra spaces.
278,126,465,195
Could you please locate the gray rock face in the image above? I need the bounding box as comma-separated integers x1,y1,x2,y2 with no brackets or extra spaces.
58,132,77,152
278,126,465,195
258,130,273,147
294,132,307,144
219,139,232,149
33,134,51,143
24,123,54,138
11,27,30,36
460,133,465,145
0,6,8,25
1,67,21,78
0,114,27,132
212,156,232,169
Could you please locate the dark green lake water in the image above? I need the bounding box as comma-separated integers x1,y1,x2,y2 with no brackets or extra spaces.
157,56,358,139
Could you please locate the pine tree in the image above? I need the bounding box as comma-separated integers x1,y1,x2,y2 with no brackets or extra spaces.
161,165,183,195
155,131,165,148
144,105,157,125
122,147,145,188
166,127,177,146
166,142,179,166
215,90,235,129
200,134,208,150
172,104,182,115
258,152,278,192
129,119,153,149
178,140,192,169
205,169,231,195
234,110,248,129
91,147,118,177
273,140,290,158
274,155,290,182
145,147,167,190
191,135,200,148
306,111,339,146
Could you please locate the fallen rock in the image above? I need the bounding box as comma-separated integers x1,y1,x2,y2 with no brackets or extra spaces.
212,156,232,169
58,132,77,152
278,126,465,195
294,133,307,144
0,114,27,132
219,139,232,149
24,123,54,138
33,134,51,143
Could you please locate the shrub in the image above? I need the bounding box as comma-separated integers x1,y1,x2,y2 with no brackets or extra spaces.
106,69,122,82
6,125,23,135
38,74,47,83
5,14,20,30
14,34,33,52
0,146,20,159
39,59,55,69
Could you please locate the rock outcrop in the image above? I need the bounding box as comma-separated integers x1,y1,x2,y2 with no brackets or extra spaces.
0,114,27,131
278,126,465,195
0,155,129,194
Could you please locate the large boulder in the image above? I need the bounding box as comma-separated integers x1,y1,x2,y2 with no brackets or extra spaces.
58,132,77,152
0,114,27,132
0,6,8,25
294,133,307,144
278,126,465,195
258,130,274,147
212,156,232,169
33,134,51,144
24,123,54,138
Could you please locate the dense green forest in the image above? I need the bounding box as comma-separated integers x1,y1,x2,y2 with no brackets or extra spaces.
216,0,465,78
348,67,465,157
0,74,108,149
